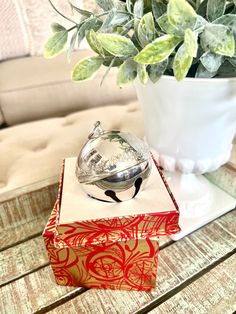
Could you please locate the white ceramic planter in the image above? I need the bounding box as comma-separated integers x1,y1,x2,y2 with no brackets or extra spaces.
135,76,236,240
135,76,236,174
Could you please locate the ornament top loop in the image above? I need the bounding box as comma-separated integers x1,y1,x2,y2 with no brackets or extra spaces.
88,121,104,139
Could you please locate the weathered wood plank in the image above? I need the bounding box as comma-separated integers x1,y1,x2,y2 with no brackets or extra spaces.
215,209,236,237
0,266,83,314
0,237,48,286
0,176,59,203
150,254,236,314
205,162,236,198
0,182,58,230
0,209,51,250
0,177,58,230
47,211,236,314
0,177,58,250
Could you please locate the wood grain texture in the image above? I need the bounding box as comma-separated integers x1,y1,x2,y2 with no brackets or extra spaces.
47,210,236,314
0,178,58,250
0,179,58,230
0,209,51,250
0,266,83,314
0,176,59,203
150,254,236,314
215,209,236,237
205,164,236,198
0,237,48,286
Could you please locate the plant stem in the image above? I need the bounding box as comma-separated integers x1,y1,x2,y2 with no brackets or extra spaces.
196,0,201,10
68,25,77,32
120,19,134,35
100,58,117,86
48,0,77,24
96,10,134,19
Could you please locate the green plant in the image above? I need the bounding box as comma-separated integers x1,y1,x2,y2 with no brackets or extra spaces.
44,0,236,85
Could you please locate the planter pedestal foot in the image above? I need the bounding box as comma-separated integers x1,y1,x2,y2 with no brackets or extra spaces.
164,172,236,240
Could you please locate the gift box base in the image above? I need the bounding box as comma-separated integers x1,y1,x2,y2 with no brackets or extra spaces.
43,203,159,291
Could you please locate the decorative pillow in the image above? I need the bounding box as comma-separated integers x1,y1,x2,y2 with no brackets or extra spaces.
0,0,89,61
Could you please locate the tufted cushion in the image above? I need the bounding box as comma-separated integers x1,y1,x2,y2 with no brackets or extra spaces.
0,102,143,194
0,51,136,126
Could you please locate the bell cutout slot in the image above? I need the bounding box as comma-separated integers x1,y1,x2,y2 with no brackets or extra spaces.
104,177,143,202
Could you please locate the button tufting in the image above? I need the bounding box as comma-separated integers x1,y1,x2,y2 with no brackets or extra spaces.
33,143,48,152
126,104,138,113
61,120,76,126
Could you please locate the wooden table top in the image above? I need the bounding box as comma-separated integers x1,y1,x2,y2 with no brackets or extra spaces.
0,176,236,314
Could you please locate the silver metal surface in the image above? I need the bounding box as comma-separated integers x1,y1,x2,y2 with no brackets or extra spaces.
76,121,152,202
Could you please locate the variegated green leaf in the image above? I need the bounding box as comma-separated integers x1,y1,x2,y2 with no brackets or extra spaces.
117,59,137,86
200,51,223,72
194,15,208,33
229,57,236,67
201,24,235,57
100,9,129,32
167,0,197,31
86,30,105,56
157,13,180,35
134,35,181,64
217,61,236,77
173,44,193,80
137,64,148,84
207,0,226,22
51,23,66,33
72,56,104,81
138,12,156,47
197,0,207,17
184,28,198,57
69,2,92,17
100,9,116,31
96,0,125,11
213,14,236,35
134,0,144,18
148,58,168,83
195,63,217,78
152,0,167,22
78,17,103,48
97,34,138,57
115,0,126,10
126,0,133,13
96,0,113,10
44,30,68,58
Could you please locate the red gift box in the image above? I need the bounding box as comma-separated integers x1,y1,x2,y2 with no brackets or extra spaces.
43,157,180,291
44,201,159,290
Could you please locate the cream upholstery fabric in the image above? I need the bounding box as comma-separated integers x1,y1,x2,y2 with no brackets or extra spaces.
0,109,4,125
0,102,143,194
0,50,136,125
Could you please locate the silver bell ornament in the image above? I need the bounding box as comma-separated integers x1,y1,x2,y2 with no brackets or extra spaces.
76,121,152,203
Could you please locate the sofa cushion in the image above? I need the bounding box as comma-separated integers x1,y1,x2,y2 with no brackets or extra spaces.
0,50,136,126
0,102,143,194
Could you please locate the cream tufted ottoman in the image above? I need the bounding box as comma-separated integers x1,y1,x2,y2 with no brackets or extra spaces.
0,102,143,194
